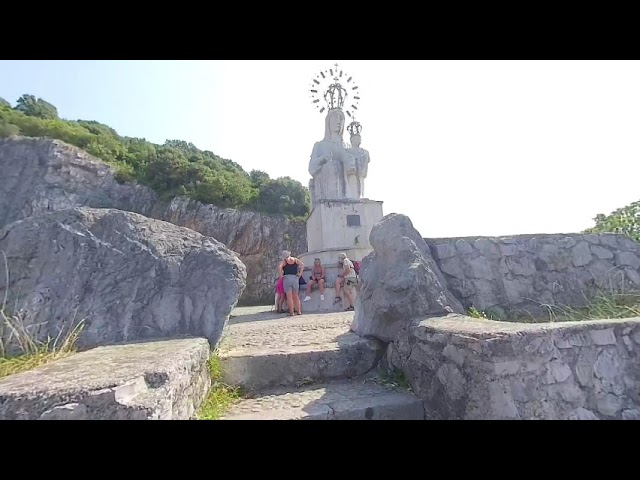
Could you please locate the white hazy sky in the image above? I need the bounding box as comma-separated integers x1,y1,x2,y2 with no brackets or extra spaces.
1,60,639,238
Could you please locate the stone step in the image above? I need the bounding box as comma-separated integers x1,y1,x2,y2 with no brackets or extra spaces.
220,379,425,420
218,312,383,392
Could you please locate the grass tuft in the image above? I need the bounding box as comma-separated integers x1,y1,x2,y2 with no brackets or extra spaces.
467,290,640,324
374,367,412,392
196,353,242,420
0,251,84,380
539,291,640,323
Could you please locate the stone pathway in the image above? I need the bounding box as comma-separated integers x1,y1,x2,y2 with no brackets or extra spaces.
219,308,425,420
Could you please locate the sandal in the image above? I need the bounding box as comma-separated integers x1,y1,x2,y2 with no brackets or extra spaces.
334,297,342,304
345,306,354,311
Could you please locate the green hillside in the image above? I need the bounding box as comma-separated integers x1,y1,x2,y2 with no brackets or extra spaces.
0,94,310,219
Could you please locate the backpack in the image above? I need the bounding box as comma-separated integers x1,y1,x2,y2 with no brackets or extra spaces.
353,261,361,275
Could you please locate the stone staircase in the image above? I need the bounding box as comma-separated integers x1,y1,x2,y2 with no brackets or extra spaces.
217,310,425,420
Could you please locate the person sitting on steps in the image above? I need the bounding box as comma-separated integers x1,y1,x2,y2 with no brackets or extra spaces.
303,258,326,302
334,252,357,311
279,250,304,316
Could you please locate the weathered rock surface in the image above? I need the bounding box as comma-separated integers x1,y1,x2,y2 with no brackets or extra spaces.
352,214,465,342
0,207,246,350
424,233,640,318
0,137,306,305
387,315,640,419
219,311,383,391
0,338,211,420
0,137,157,227
152,197,306,305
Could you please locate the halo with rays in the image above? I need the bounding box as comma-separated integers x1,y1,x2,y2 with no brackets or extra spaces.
309,62,360,119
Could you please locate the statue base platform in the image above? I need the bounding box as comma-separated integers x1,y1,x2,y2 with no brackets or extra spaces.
295,197,383,313
306,198,383,252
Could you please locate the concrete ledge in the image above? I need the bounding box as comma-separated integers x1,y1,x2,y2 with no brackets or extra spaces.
0,338,211,420
388,314,640,419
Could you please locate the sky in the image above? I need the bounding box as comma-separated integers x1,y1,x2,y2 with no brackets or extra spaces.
1,60,639,238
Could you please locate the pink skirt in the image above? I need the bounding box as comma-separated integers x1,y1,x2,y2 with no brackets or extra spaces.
276,277,285,295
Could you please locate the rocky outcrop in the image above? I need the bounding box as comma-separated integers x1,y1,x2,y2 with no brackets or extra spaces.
0,338,211,420
352,214,464,342
387,315,640,419
0,137,306,304
424,233,640,319
0,207,246,350
151,197,306,305
0,137,157,227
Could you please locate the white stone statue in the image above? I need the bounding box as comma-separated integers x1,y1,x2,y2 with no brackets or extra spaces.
307,66,370,208
308,108,351,206
347,131,370,199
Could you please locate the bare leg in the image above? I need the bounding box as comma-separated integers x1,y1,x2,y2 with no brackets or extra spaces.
278,294,286,312
344,286,355,308
304,280,316,301
286,290,295,315
293,290,302,314
319,279,325,296
335,277,343,302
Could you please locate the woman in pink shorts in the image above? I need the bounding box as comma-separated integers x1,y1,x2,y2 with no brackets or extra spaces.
276,276,286,312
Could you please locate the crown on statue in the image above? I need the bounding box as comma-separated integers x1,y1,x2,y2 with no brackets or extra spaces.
324,82,347,110
347,120,362,137
310,63,360,117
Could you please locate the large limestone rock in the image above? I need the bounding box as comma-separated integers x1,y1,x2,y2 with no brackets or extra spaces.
0,137,157,228
0,137,305,305
352,214,465,342
155,196,306,305
0,207,246,350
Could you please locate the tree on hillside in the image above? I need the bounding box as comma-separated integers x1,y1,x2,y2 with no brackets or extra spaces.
0,121,20,137
585,200,640,243
164,139,198,152
255,176,310,217
0,97,10,108
14,94,59,120
121,137,157,171
76,120,121,139
249,170,270,187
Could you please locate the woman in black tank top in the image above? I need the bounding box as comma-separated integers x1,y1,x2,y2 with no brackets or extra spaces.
279,253,304,316
283,261,298,276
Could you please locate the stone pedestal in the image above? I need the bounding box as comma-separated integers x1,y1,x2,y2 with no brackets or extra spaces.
306,199,383,253
298,198,383,312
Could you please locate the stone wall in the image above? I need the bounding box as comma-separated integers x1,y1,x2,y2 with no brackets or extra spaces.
0,137,307,305
387,314,640,420
424,233,640,319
